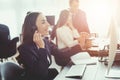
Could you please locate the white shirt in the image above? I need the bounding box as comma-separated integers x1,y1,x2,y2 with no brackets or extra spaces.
56,25,80,49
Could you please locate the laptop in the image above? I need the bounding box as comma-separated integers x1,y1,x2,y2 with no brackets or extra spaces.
71,52,97,65
65,64,86,79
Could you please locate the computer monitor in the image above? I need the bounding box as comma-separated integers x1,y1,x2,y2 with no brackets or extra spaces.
105,17,118,78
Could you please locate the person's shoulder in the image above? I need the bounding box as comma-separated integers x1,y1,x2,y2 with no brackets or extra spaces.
57,26,68,31
56,27,62,33
18,43,27,52
78,9,86,15
56,26,67,34
78,9,85,13
18,43,34,51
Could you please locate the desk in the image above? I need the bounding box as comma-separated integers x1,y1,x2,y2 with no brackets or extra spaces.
86,38,109,56
86,38,109,61
87,46,108,61
54,61,120,80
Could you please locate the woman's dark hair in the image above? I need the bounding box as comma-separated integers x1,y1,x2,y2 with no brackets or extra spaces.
50,10,69,40
56,10,69,28
22,12,41,44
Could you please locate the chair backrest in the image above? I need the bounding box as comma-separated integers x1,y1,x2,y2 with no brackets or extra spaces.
0,24,10,44
0,24,19,59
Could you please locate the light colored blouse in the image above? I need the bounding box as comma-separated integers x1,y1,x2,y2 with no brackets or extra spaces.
56,25,80,49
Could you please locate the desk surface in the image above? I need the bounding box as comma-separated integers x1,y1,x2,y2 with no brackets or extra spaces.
54,61,120,80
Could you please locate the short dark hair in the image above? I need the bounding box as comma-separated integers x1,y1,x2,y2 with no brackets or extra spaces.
69,0,79,5
22,12,41,44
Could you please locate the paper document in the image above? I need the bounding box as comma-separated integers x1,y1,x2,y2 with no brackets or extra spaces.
65,64,86,78
71,52,97,65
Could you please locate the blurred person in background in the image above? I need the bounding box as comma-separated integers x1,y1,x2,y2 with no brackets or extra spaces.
69,0,90,34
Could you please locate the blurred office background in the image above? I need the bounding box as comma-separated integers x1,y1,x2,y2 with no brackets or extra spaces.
0,0,120,40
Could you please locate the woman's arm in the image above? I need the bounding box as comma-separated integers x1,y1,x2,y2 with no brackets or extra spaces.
57,28,78,48
18,45,49,78
71,29,80,38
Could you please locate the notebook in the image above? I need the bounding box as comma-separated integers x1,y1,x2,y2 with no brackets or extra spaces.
70,52,97,65
65,64,86,79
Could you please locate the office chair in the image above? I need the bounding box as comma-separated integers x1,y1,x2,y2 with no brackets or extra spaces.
1,62,24,80
0,24,19,62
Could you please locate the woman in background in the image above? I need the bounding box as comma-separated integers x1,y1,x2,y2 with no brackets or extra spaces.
51,0,90,40
18,12,58,80
55,10,82,65
56,10,80,49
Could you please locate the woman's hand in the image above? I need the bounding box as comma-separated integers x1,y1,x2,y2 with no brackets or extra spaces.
80,32,90,39
77,32,90,49
77,36,86,49
33,31,45,48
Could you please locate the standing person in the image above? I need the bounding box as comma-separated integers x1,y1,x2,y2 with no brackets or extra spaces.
50,0,90,41
69,0,90,33
69,0,91,49
17,12,58,80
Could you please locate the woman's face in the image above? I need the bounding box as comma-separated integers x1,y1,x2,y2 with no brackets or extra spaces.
36,14,50,36
70,0,79,10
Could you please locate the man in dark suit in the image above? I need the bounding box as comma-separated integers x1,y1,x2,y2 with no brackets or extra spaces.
69,0,90,33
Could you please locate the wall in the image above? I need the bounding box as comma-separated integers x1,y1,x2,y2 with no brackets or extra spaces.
0,0,119,39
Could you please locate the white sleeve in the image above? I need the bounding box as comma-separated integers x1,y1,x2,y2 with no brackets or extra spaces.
57,28,79,48
72,29,80,38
